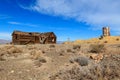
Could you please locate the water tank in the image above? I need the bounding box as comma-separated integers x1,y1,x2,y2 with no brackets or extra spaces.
102,27,110,37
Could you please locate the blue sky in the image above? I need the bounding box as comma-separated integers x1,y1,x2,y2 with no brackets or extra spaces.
0,0,120,41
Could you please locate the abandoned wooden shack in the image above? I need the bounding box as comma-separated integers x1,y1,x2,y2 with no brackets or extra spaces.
12,31,57,45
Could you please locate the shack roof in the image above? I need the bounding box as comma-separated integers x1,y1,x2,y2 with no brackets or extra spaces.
40,32,56,37
12,31,56,37
12,30,41,36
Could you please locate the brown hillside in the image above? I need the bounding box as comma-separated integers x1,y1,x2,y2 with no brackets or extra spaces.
64,36,120,44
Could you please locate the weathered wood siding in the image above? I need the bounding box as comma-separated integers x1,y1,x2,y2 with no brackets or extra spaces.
12,31,56,45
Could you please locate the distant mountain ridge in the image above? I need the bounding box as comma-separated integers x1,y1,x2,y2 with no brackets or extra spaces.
57,41,64,44
0,39,64,44
0,39,11,44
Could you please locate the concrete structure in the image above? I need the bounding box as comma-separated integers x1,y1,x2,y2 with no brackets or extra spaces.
102,27,110,37
12,31,57,45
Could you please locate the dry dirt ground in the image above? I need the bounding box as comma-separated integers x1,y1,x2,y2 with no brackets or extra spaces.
0,44,120,80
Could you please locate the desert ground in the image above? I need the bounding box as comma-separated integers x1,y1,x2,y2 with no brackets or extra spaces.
0,43,120,80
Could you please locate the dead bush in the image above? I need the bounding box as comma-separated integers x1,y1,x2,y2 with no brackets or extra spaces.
100,54,120,80
73,45,81,50
0,56,6,61
30,50,42,60
104,41,108,43
116,38,119,41
37,57,47,63
34,60,42,67
8,47,22,54
27,45,37,50
59,53,64,56
1,46,23,56
0,68,4,72
69,58,74,63
69,56,88,66
66,49,72,53
42,50,46,54
75,57,88,66
0,46,23,59
50,54,120,80
50,66,94,80
4,46,22,54
89,44,105,53
58,50,65,56
49,44,55,48
34,57,47,67
0,51,8,61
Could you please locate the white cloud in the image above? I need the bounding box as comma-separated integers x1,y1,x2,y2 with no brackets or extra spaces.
28,0,120,33
8,21,39,27
0,32,11,40
8,22,21,25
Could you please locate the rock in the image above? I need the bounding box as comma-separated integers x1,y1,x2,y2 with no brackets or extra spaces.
90,54,103,62
10,70,14,73
90,54,98,59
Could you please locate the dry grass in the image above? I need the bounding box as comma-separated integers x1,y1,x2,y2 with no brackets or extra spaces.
30,50,43,60
50,53,120,80
89,44,105,53
0,44,119,80
7,46,22,54
73,45,81,50
65,36,120,44
0,45,23,60
66,49,73,53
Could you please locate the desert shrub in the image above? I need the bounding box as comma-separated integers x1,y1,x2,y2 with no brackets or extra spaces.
0,56,5,61
116,45,120,49
34,60,42,67
75,57,88,66
99,35,103,40
34,57,46,67
69,58,75,63
37,57,47,63
27,45,38,50
100,54,120,80
59,53,64,56
50,54,120,80
58,50,65,56
9,47,22,54
69,56,88,66
1,46,23,55
104,41,108,43
42,50,45,54
5,46,22,54
0,50,8,61
30,50,42,60
116,38,119,41
73,45,81,50
89,44,105,53
66,49,72,53
0,52,6,61
50,66,95,80
27,47,35,50
0,46,23,59
49,44,55,48
0,68,4,72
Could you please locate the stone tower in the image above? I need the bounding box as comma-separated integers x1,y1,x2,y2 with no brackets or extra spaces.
102,27,110,37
